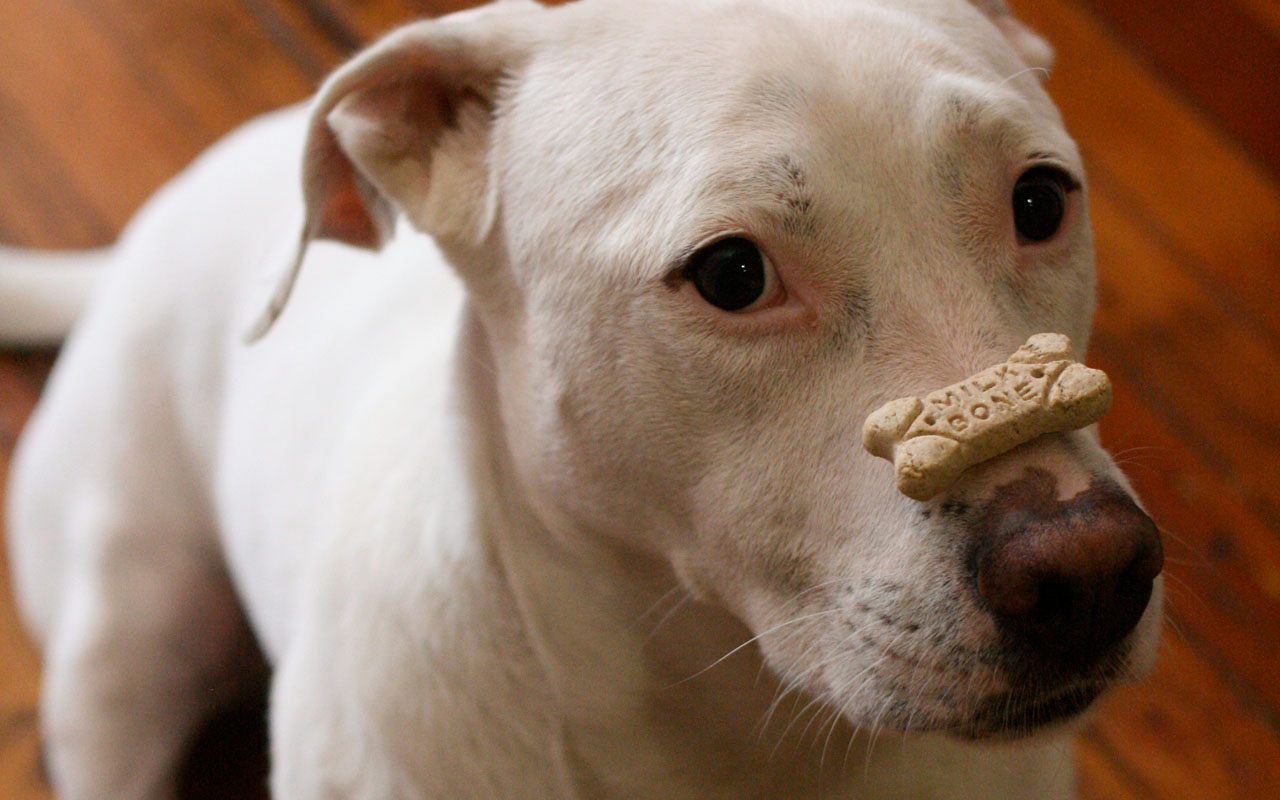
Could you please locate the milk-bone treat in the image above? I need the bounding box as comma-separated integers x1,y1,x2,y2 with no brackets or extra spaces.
863,333,1112,501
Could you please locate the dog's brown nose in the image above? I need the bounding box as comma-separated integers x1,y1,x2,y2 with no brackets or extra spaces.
974,473,1163,665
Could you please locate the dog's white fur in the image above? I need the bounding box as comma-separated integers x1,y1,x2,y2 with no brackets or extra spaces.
2,0,1163,797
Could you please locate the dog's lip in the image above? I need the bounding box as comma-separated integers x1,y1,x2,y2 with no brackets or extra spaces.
954,680,1107,740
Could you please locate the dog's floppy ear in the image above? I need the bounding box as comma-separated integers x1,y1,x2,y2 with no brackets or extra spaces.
972,0,1054,73
246,0,543,341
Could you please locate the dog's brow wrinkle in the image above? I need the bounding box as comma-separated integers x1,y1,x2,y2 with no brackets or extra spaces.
776,155,806,188
775,157,817,238
845,289,872,327
747,74,807,110
938,90,1042,167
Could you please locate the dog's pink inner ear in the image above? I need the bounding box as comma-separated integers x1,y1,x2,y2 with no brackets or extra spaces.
246,6,543,341
306,72,449,250
313,162,382,248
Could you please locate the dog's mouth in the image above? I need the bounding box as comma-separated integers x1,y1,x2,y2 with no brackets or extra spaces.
952,680,1108,741
937,624,1137,740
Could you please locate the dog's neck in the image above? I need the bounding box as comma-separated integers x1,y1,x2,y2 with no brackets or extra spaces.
449,306,851,796
449,306,1074,800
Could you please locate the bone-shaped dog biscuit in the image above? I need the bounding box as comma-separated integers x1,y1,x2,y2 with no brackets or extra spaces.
863,333,1111,501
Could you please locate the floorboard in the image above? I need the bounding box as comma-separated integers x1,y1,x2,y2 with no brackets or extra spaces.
1073,0,1280,178
1,2,1276,797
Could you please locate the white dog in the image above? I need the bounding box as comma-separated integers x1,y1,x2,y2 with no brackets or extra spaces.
1,0,1164,797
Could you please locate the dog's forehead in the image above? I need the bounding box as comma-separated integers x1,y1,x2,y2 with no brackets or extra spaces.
495,0,1068,287
545,0,1029,83
507,0,1059,188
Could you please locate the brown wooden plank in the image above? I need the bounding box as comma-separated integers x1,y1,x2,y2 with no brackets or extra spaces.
315,0,478,43
0,88,114,247
1237,0,1280,39
0,0,325,243
1085,630,1280,798
1077,729,1155,800
1073,0,1280,178
0,0,204,239
1089,169,1280,530
295,0,366,52
0,359,50,800
238,0,346,80
71,0,318,133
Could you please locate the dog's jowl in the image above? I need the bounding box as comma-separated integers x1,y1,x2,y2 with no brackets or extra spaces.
2,1,1162,798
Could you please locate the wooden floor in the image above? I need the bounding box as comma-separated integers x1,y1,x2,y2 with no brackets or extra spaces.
1,1,1278,797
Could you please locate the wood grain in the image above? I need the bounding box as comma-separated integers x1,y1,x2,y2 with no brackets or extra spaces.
2,1,1277,797
1073,0,1280,178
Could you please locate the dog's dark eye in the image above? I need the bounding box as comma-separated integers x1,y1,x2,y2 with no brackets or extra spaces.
1013,167,1071,243
686,238,772,312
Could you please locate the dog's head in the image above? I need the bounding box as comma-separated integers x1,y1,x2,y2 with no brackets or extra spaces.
269,0,1162,741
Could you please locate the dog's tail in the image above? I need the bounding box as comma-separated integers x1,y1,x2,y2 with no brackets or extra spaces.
0,245,110,347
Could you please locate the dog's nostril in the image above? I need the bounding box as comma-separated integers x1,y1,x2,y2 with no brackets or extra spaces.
975,481,1163,665
1034,577,1073,620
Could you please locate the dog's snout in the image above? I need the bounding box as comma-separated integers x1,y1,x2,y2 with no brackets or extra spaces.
973,472,1163,665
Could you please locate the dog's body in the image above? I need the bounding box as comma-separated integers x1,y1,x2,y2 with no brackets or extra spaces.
3,1,1163,797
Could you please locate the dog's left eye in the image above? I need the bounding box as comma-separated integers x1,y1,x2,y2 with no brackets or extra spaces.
1013,166,1074,243
685,238,777,312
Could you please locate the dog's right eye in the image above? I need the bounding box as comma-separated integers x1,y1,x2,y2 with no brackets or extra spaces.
1013,166,1075,243
685,238,778,312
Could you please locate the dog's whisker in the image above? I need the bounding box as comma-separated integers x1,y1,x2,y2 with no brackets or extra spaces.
773,687,835,759
796,696,840,751
759,638,836,728
802,625,918,771
818,696,851,775
640,592,693,649
755,636,831,741
635,583,686,623
997,65,1050,87
760,681,816,757
752,616,831,694
1160,609,1189,643
1158,570,1209,614
757,660,819,737
841,698,862,773
666,609,841,689
896,640,938,749
862,696,893,777
775,577,860,615
762,616,906,747
755,678,802,744
1153,524,1205,566
1109,444,1169,459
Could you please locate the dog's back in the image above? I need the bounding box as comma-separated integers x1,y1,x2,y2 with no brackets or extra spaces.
6,104,465,654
